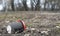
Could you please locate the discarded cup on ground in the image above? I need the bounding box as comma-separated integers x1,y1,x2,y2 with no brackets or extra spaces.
6,20,26,34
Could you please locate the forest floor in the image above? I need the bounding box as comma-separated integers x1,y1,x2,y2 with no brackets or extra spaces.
0,11,60,36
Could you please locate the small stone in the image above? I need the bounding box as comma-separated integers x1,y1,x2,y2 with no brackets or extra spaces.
13,17,16,18
31,28,36,31
56,26,60,28
24,34,30,36
5,21,10,23
41,31,49,35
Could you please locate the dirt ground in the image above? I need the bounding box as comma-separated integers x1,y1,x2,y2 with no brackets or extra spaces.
0,11,60,36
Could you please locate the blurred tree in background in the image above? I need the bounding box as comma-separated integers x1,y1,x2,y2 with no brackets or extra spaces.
0,0,60,11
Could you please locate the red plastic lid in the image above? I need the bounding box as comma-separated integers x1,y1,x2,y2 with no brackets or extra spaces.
21,21,26,30
17,20,26,30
